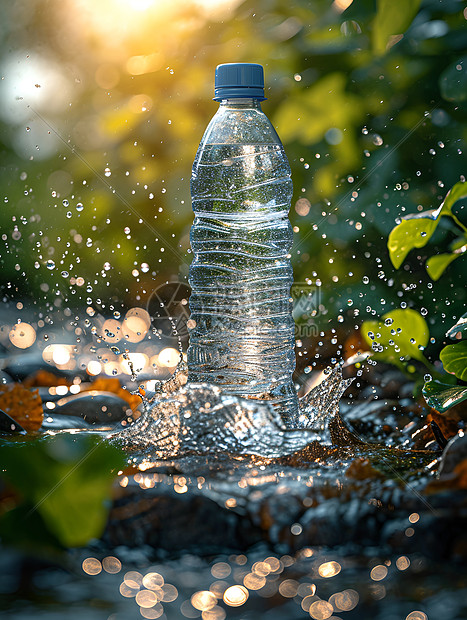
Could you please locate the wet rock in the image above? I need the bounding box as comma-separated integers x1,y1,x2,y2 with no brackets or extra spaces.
438,433,467,475
105,482,262,554
0,409,26,434
0,371,13,385
47,391,131,423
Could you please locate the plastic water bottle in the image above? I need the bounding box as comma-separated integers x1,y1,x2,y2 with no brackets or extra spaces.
187,62,298,421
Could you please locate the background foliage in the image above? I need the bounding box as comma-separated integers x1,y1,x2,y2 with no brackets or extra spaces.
0,0,466,364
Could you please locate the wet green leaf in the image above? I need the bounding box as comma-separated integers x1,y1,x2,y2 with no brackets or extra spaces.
0,434,125,548
426,252,460,280
387,212,438,269
362,308,429,365
422,380,467,413
440,341,467,381
446,312,467,340
388,181,467,269
441,181,467,216
372,0,421,55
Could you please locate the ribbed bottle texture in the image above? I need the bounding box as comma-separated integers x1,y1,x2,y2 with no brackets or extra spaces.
187,98,298,420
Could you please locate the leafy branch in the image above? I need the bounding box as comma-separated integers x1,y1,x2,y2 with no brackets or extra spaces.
387,181,467,280
361,182,467,413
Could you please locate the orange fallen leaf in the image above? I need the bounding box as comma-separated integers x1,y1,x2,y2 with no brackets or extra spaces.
82,377,142,414
0,383,43,431
23,369,71,388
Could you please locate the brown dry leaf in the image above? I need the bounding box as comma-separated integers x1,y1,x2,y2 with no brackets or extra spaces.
0,383,43,431
82,377,142,413
23,369,71,388
346,457,383,481
427,411,459,442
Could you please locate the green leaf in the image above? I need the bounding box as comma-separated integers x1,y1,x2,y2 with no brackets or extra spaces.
426,252,461,280
387,181,467,269
0,435,125,548
446,312,467,340
439,56,467,103
440,341,467,381
387,212,438,269
440,180,467,216
422,380,467,413
372,0,421,55
362,308,429,365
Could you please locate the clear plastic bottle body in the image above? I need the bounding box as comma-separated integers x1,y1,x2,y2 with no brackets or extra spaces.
187,99,298,420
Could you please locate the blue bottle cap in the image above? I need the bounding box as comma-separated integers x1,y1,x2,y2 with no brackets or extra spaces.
214,63,266,101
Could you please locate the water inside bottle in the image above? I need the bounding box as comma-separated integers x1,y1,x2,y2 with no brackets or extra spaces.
188,143,298,420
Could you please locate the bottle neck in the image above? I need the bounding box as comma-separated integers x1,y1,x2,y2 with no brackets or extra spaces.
218,98,262,110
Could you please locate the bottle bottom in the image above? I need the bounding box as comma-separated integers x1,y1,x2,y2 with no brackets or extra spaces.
187,363,299,424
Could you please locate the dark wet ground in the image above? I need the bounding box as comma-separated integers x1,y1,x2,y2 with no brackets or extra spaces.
1,322,466,620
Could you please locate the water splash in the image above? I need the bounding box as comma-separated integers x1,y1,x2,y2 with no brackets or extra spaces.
112,361,352,459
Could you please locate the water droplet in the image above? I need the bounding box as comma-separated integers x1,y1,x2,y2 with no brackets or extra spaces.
76,202,84,212
26,126,31,132
372,134,383,146
104,167,111,177
46,260,55,270
62,199,69,207
384,318,393,326
424,374,432,382
362,276,369,284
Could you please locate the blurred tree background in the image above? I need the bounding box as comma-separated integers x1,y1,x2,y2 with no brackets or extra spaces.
0,0,465,367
